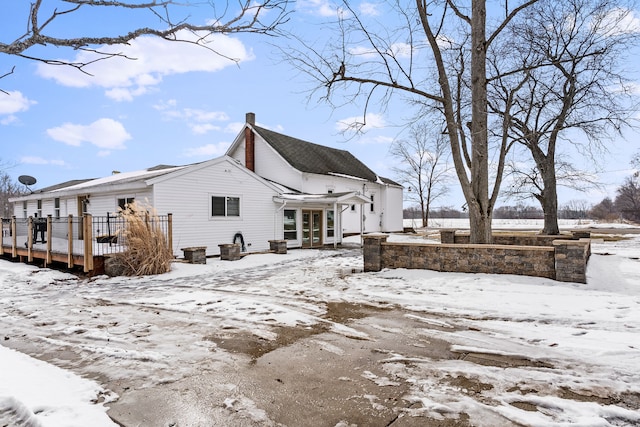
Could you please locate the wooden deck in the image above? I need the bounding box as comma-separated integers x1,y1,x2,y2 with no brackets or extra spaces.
1,213,171,274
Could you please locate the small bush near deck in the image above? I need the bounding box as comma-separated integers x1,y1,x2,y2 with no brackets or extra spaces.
111,202,173,276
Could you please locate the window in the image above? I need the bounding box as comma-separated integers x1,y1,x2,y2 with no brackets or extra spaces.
118,197,135,211
370,194,375,212
326,210,334,238
211,196,240,217
37,199,42,217
351,204,356,211
22,201,27,219
284,209,297,240
54,198,60,219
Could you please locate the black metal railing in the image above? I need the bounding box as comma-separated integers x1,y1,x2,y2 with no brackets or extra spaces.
1,213,172,270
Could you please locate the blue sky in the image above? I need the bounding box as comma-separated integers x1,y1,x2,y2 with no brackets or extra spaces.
1,0,639,210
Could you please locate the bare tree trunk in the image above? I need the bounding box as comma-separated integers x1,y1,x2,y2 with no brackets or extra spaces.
469,0,492,243
539,166,560,235
421,195,427,228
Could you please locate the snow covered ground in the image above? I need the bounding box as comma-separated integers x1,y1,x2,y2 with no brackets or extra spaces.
1,220,639,426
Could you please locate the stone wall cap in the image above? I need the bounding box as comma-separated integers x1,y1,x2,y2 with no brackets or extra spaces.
552,239,590,246
387,241,554,251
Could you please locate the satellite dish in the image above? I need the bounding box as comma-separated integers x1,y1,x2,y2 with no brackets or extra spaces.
18,175,37,186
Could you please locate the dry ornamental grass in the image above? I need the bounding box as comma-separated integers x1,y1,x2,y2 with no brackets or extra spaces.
110,201,173,276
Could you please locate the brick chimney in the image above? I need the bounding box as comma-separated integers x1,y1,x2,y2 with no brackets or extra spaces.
244,112,255,171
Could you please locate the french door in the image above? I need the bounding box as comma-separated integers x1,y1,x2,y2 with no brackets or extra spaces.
302,210,323,248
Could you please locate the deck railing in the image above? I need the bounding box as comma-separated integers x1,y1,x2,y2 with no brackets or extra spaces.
0,213,172,272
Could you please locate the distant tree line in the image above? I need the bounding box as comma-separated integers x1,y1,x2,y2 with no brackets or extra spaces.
404,173,640,224
589,175,640,223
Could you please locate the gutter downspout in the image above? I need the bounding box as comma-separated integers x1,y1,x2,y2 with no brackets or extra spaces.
333,201,338,249
274,199,287,240
341,204,350,247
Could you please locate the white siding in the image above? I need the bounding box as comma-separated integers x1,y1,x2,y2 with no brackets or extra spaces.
381,185,404,232
152,158,282,256
254,135,303,189
85,190,153,217
229,132,304,190
297,173,364,195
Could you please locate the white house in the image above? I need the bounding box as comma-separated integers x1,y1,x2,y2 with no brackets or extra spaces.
226,113,404,246
9,113,403,256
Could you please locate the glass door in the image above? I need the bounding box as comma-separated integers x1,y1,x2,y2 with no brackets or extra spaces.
302,210,323,248
312,211,321,245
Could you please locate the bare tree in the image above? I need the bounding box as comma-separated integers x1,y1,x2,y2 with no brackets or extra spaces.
1,0,291,83
559,199,590,219
284,0,538,243
589,197,620,221
391,122,451,228
0,168,27,218
503,153,601,216
489,0,639,234
615,175,640,222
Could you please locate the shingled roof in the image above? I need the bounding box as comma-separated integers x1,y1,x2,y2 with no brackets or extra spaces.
32,179,96,194
252,125,379,182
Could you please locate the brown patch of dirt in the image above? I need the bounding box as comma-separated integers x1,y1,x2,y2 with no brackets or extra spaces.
204,302,389,359
454,349,554,369
446,375,494,395
509,401,539,412
324,301,389,323
560,387,640,410
204,323,330,360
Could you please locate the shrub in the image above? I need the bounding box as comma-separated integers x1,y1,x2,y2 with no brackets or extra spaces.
110,201,173,276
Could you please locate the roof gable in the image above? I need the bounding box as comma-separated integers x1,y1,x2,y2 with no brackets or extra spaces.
252,126,379,182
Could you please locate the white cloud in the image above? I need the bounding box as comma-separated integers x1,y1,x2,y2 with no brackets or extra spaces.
21,156,67,166
0,91,36,121
352,134,394,145
349,42,413,59
191,123,221,135
154,100,230,135
598,7,640,36
1,115,18,125
183,109,229,123
183,142,231,157
336,113,386,133
297,0,344,17
360,2,380,16
36,31,254,101
105,86,153,102
225,121,245,134
436,34,456,49
46,118,131,150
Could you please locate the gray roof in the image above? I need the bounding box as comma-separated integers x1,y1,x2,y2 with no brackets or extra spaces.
253,126,379,182
33,179,96,194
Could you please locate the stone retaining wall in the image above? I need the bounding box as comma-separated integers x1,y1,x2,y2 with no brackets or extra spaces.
440,229,590,246
364,235,590,283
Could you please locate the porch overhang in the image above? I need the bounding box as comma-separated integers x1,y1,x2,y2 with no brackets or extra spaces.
272,191,370,206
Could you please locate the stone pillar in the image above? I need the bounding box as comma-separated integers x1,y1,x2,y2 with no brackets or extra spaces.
363,234,388,272
553,239,591,283
269,239,287,254
440,229,456,244
219,243,241,261
181,246,207,264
